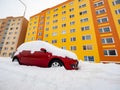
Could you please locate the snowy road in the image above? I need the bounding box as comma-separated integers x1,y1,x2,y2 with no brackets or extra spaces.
0,57,120,90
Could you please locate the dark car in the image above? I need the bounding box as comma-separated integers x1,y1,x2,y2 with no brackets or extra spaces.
12,41,79,70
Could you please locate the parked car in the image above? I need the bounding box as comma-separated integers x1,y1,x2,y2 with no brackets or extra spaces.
12,41,79,70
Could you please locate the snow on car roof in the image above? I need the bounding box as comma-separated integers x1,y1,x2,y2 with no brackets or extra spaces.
15,41,78,60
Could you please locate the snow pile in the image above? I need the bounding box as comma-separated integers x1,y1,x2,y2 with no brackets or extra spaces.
0,57,120,90
14,41,78,59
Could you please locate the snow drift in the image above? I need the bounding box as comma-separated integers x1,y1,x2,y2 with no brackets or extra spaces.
0,57,120,90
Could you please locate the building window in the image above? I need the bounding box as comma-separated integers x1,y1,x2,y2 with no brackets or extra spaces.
70,21,75,25
11,47,14,50
52,26,58,30
4,47,8,50
79,10,87,15
69,8,74,12
62,17,66,20
70,29,76,33
82,35,91,40
96,8,106,15
84,56,94,61
70,37,76,42
53,20,58,23
54,8,58,12
46,22,49,25
9,32,13,35
47,11,50,14
46,28,49,31
115,9,120,14
80,18,88,22
10,28,13,30
38,32,42,36
62,23,66,27
61,30,66,34
52,32,57,36
6,42,10,45
97,17,108,24
46,16,50,20
53,14,58,17
2,53,7,56
33,26,36,29
69,2,74,5
104,49,117,56
94,1,104,7
62,5,66,8
70,14,75,18
62,11,66,14
79,4,86,8
78,0,82,2
61,38,66,42
61,46,66,50
12,42,15,45
9,53,13,57
118,19,120,24
83,45,93,50
16,27,18,30
112,0,120,6
45,34,48,37
99,26,111,33
13,37,16,39
81,26,90,31
52,40,57,44
71,46,76,51
102,37,114,44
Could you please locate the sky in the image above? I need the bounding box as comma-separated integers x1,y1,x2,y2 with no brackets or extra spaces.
0,0,67,20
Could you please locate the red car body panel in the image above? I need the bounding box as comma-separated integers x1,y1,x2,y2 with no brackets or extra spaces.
13,50,79,70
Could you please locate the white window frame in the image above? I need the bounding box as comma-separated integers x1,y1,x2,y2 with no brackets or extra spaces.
70,46,76,51
82,35,91,40
70,29,76,33
52,32,57,36
97,17,108,23
104,49,118,56
61,30,66,34
102,37,114,44
99,26,111,33
70,37,76,42
96,8,106,15
83,44,93,50
61,38,66,42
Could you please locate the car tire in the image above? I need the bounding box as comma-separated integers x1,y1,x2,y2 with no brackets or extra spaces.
13,57,21,65
50,59,63,68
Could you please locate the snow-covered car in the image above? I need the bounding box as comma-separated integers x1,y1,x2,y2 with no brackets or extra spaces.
12,41,79,70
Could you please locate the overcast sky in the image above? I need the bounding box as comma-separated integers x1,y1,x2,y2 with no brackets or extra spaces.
0,0,67,20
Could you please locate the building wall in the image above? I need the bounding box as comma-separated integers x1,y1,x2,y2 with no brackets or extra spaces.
90,0,120,63
25,0,120,63
25,14,40,42
0,16,28,57
36,10,46,40
108,0,120,39
0,19,6,53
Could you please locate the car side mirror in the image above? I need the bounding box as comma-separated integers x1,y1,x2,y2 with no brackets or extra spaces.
40,48,47,53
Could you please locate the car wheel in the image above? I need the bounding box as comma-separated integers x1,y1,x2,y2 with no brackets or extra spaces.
13,57,21,65
50,60,63,68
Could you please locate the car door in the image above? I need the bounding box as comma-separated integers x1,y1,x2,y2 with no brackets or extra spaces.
31,51,49,67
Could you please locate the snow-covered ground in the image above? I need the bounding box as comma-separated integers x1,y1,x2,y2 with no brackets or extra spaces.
0,57,120,90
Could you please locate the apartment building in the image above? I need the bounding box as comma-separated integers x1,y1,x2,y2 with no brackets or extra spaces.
0,16,28,57
0,19,7,53
25,0,120,63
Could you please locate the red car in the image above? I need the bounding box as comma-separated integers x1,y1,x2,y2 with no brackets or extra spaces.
12,41,79,70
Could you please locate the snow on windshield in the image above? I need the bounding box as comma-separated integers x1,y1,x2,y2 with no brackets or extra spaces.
15,41,78,59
